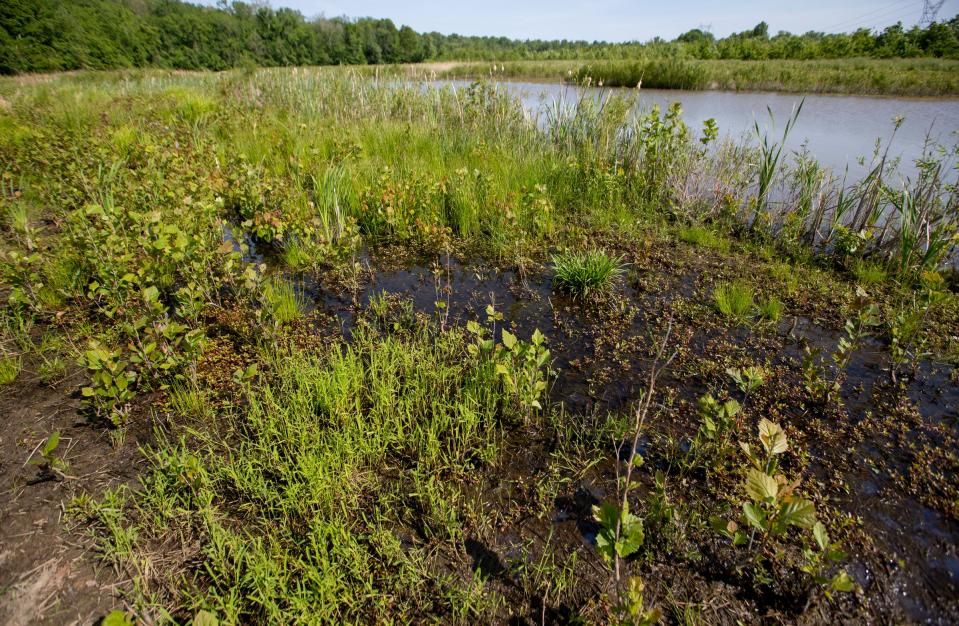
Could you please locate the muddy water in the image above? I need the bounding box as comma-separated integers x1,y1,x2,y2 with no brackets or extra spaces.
294,250,958,622
435,79,959,181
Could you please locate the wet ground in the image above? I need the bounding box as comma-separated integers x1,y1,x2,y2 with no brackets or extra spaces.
287,237,959,623
2,232,957,623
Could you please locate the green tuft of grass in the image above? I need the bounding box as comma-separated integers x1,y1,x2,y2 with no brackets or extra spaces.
712,281,755,320
0,355,21,386
262,279,305,324
852,259,888,286
679,224,728,251
552,249,625,299
757,296,785,322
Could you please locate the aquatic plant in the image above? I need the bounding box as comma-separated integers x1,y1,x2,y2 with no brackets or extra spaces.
552,249,625,299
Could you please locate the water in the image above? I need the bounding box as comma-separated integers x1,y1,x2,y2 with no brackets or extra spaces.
437,80,959,181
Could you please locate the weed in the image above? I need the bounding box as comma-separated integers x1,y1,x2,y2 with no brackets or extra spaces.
552,249,625,299
712,281,755,320
28,431,69,478
0,353,21,385
757,296,784,322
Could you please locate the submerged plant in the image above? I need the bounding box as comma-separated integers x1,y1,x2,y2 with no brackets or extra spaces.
552,249,625,299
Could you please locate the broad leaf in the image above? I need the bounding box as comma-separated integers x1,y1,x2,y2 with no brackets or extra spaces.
745,468,778,502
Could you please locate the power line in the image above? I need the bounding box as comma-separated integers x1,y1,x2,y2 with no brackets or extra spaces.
821,0,920,32
920,0,947,26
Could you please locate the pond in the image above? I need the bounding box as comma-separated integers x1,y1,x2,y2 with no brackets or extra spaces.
437,80,959,182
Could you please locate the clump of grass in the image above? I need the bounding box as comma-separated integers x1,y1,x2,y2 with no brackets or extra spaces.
282,237,313,271
168,384,213,420
262,279,304,324
0,354,21,385
679,224,729,252
768,261,800,295
852,259,887,286
552,249,625,299
757,296,785,322
712,281,755,319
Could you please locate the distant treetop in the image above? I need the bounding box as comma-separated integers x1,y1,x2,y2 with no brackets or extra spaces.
1,0,957,74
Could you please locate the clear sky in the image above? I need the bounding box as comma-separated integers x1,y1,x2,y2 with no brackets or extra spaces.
194,0,959,42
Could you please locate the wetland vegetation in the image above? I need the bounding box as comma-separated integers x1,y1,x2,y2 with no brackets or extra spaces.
1,66,958,624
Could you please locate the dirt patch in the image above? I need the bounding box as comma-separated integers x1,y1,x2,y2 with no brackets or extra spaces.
0,369,149,624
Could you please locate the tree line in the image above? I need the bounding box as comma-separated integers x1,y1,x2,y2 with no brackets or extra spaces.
2,0,958,75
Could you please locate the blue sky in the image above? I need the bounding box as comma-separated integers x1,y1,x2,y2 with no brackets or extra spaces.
195,0,959,41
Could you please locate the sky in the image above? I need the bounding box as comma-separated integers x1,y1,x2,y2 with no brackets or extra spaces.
194,0,959,42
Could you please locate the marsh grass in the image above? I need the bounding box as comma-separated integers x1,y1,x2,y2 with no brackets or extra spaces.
679,224,729,251
852,259,888,286
90,325,517,622
552,249,625,299
262,279,305,324
713,281,755,320
0,354,21,385
757,296,785,322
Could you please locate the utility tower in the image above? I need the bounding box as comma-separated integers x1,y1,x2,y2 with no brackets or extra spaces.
920,0,947,27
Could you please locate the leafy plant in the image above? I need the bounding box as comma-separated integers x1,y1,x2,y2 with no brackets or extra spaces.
552,249,625,299
81,342,136,425
28,431,69,478
467,305,551,420
612,576,663,626
803,287,879,403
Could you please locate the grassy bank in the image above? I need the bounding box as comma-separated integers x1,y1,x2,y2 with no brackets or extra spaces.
413,57,959,96
1,68,958,624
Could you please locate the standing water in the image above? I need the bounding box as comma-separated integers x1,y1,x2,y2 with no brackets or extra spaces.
437,80,959,181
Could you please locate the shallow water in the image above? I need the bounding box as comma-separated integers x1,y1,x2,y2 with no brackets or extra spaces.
436,79,959,181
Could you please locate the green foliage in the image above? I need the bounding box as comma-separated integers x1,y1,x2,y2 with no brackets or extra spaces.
757,295,784,322
28,431,69,477
552,249,625,299
594,501,645,564
261,278,304,325
81,342,136,425
467,305,552,420
613,577,663,626
712,281,755,320
0,353,20,385
803,288,880,403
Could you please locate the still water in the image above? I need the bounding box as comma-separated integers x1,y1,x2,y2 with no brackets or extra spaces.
438,80,959,181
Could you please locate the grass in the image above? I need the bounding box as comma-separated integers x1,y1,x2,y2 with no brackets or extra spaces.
262,278,305,324
552,249,625,299
0,354,20,385
423,57,959,97
679,224,729,252
712,281,755,320
90,324,515,622
852,259,888,286
0,66,957,624
757,296,785,322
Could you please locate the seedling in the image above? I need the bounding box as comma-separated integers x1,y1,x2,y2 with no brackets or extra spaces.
28,431,69,479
